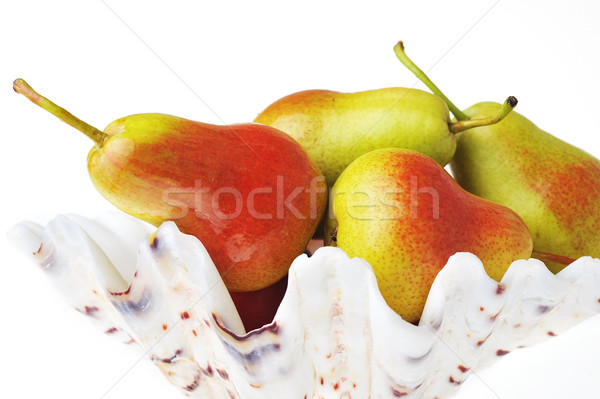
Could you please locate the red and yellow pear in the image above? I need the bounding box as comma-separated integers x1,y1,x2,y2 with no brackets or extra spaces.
14,79,327,292
330,148,533,323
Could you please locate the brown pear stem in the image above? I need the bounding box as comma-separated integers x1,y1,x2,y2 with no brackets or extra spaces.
13,78,107,146
448,96,518,133
532,250,578,266
330,226,338,243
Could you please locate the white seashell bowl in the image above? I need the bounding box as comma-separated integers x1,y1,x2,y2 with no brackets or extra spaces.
8,212,600,399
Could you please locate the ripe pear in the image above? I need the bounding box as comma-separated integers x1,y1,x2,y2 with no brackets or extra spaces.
394,44,600,273
330,148,533,323
254,42,516,187
450,104,600,273
13,79,327,292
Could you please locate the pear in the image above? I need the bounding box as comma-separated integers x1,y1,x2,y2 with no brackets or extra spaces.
331,148,533,323
13,79,327,292
450,104,600,272
395,44,600,273
254,42,516,187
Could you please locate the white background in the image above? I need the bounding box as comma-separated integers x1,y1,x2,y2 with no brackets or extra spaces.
1,0,600,398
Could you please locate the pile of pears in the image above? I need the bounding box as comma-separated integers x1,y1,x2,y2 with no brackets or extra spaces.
15,41,600,327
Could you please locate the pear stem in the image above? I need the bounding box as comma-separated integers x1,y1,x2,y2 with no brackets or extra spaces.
13,78,107,146
393,41,518,132
393,41,469,121
532,250,578,267
448,96,518,133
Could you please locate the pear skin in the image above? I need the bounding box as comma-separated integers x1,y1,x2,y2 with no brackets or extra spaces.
451,103,600,273
255,43,516,189
255,88,454,187
331,148,533,323
14,79,328,292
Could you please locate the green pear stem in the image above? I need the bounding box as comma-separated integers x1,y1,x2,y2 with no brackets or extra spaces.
13,78,107,146
393,41,469,121
532,250,578,267
448,96,518,133
393,41,518,132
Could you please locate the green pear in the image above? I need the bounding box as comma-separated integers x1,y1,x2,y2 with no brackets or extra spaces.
331,148,533,323
395,43,600,273
254,42,516,187
450,104,600,272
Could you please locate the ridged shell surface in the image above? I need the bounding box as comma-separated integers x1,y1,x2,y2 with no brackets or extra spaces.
8,212,600,399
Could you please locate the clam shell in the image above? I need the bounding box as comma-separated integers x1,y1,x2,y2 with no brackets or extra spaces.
8,212,600,398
